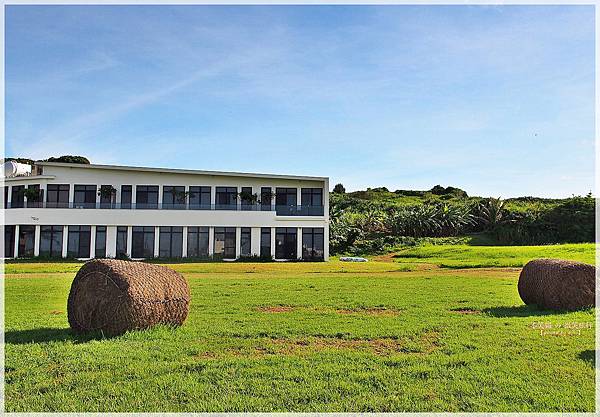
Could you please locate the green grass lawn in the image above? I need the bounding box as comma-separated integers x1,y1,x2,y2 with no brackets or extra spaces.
4,243,596,412
392,243,596,268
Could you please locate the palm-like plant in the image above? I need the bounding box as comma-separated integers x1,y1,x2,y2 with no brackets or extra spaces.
477,197,506,229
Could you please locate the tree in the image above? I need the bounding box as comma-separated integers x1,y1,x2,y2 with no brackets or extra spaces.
46,155,90,164
333,183,346,194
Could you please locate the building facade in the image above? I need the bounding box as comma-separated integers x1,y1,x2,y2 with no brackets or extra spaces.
4,162,329,261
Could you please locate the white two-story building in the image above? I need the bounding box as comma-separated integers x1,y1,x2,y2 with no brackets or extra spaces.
3,161,329,261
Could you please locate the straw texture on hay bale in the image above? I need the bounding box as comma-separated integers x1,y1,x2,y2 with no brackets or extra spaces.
518,258,595,311
68,259,190,336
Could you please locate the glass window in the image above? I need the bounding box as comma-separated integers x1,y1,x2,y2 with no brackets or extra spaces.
301,188,323,207
276,188,297,206
187,226,209,258
136,186,159,209
275,227,297,260
47,184,70,208
4,225,15,257
214,227,236,259
99,185,116,208
189,186,211,210
18,225,35,257
276,188,297,215
260,228,271,258
241,227,251,257
40,225,63,257
67,226,91,258
74,185,97,209
132,226,155,258
26,184,43,208
95,226,107,258
11,185,25,208
240,187,254,211
302,228,324,260
121,185,132,209
215,187,237,210
260,187,273,211
116,226,128,257
159,226,183,258
4,186,8,209
163,186,186,210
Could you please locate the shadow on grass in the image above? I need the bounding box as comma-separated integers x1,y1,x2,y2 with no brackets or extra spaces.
579,350,595,365
5,328,105,345
482,305,573,317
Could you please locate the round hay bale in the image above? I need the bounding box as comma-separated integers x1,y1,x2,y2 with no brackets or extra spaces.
518,258,595,311
68,259,190,336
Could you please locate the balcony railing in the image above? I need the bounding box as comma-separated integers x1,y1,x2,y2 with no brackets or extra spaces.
5,202,325,216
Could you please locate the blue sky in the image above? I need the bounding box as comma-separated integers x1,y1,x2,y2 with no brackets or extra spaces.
5,5,595,197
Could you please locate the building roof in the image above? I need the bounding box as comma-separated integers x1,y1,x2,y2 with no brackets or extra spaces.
36,161,328,182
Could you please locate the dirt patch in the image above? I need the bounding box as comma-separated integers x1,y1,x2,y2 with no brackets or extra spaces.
256,306,295,313
49,310,63,315
336,307,402,316
450,308,481,315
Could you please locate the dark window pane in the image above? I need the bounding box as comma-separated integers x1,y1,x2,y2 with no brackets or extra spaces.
26,184,42,208
159,226,183,258
187,226,209,258
74,185,97,209
40,225,63,257
47,184,70,208
260,227,271,258
189,186,211,210
241,227,251,256
275,227,297,260
132,226,155,258
11,186,25,208
99,186,116,208
214,227,236,258
18,226,35,257
136,186,159,209
301,188,323,207
260,187,273,211
215,187,237,210
67,226,91,258
121,185,132,209
4,225,15,257
302,227,324,260
163,186,185,209
95,226,107,258
116,226,128,257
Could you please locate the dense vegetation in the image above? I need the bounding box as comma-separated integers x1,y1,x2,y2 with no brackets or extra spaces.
330,185,595,255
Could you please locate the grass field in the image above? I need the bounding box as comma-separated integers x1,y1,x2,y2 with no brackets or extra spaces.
4,243,596,412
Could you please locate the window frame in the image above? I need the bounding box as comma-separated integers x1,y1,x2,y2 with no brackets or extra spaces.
46,184,70,208
131,226,155,258
67,225,91,258
214,227,236,259
95,226,107,258
241,227,251,257
187,226,209,258
40,225,63,258
159,226,183,258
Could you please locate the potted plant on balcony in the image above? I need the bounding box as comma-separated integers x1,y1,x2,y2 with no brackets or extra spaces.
258,190,276,205
98,186,117,208
22,187,42,207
